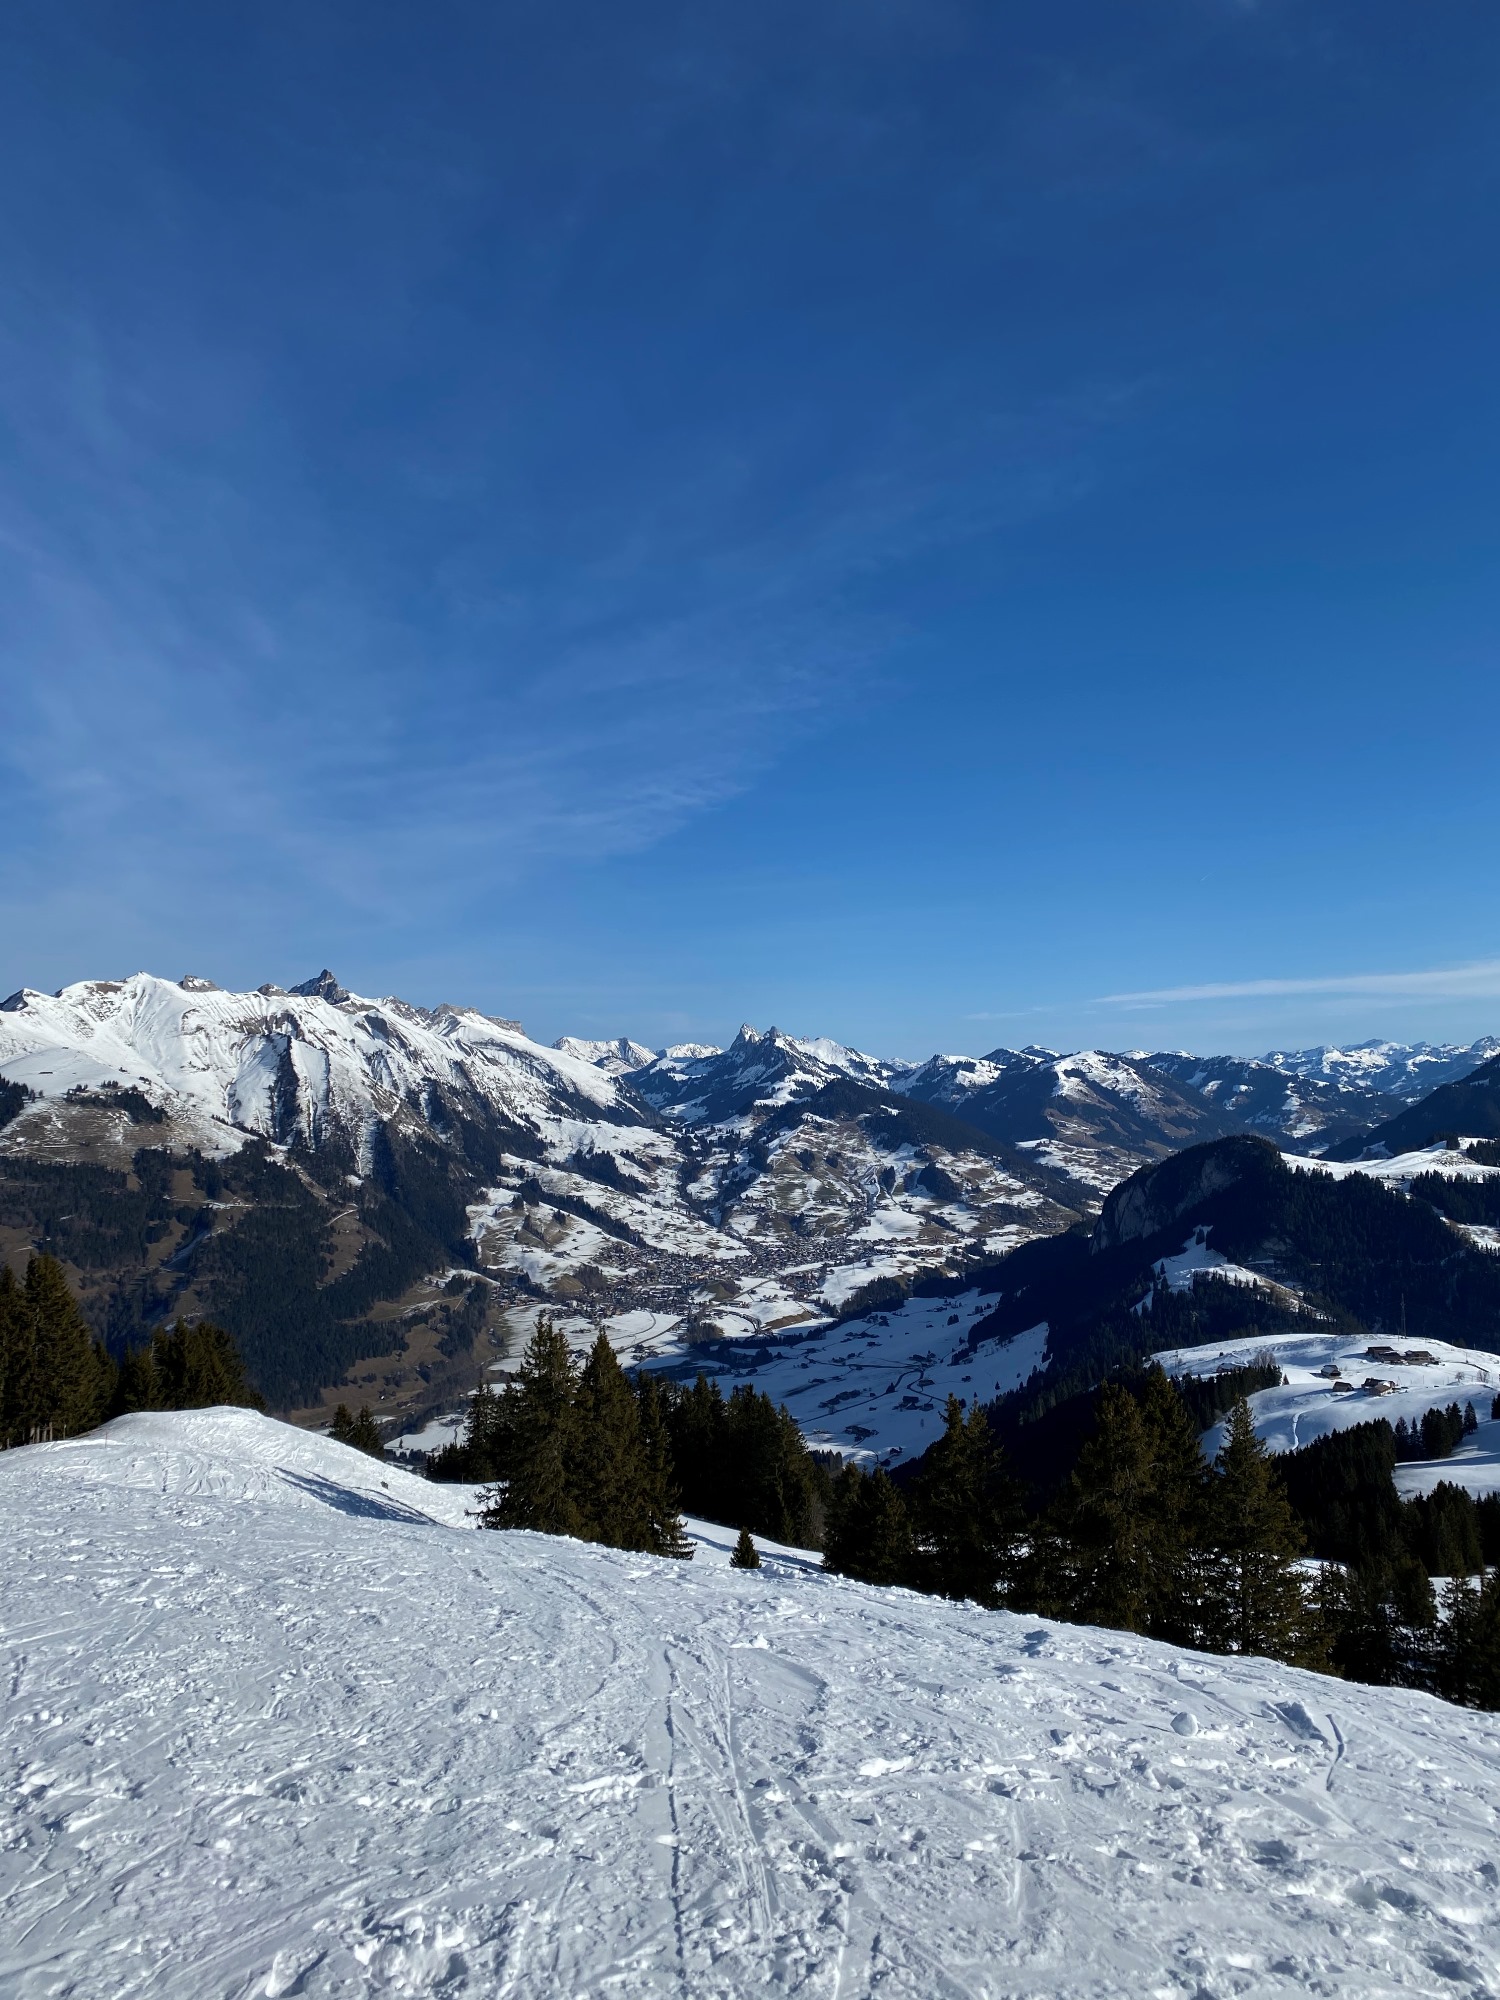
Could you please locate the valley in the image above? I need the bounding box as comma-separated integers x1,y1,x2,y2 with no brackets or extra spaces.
2,970,1498,1453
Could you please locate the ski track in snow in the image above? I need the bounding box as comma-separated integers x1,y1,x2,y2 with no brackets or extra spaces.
5,1413,1500,1997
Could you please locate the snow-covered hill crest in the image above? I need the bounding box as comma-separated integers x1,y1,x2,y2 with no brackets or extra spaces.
6,1407,1500,1997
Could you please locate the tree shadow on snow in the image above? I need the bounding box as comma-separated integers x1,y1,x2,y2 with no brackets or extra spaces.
276,1469,437,1525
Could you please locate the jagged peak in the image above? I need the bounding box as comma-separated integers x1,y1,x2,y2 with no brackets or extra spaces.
179,974,220,992
289,970,349,1004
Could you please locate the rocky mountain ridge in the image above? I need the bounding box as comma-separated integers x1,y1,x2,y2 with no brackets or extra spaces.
1,968,1494,1426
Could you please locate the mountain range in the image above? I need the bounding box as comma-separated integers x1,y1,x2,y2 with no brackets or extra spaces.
1,967,1496,1427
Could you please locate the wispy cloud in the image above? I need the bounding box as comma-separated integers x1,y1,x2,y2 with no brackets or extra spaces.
1099,961,1500,1008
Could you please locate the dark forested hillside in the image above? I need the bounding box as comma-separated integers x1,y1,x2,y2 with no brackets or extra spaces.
0,1123,504,1410
971,1136,1500,1430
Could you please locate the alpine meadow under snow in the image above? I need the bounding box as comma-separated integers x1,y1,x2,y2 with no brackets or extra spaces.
6,1407,1500,1999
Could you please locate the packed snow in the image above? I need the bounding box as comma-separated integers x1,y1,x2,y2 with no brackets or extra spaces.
7,1409,1500,1998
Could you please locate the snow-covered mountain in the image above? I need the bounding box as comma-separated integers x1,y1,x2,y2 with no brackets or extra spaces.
552,1034,657,1076
0,969,640,1162
3,969,1495,1431
1140,1051,1391,1148
894,1038,1500,1180
895,1045,1240,1193
0,977,1080,1423
1264,1035,1500,1098
1323,1050,1500,1160
633,1022,912,1125
7,1406,1499,1998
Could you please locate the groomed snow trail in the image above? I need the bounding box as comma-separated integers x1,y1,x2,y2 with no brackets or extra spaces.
4,1414,1500,1998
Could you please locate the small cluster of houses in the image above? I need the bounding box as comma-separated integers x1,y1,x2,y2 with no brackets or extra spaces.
1314,1345,1441,1397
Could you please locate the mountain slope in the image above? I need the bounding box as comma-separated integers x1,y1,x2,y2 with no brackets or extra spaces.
1266,1036,1500,1098
1140,1051,1393,1148
0,981,1077,1423
0,970,635,1161
1326,1052,1500,1159
7,1407,1500,1998
4,975,1495,1437
967,1135,1500,1456
633,1022,910,1125
896,1046,1241,1194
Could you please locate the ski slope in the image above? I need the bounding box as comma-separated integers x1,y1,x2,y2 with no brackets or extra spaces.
6,1412,1500,1997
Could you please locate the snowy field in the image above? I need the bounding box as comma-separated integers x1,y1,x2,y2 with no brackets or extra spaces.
6,1412,1500,1998
1286,1144,1500,1190
1153,1330,1500,1491
397,1289,1052,1468
645,1291,1049,1465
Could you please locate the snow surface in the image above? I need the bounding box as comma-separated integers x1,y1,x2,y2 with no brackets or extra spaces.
7,1409,1500,1998
649,1294,1051,1465
1132,1229,1272,1311
1153,1330,1500,1489
1287,1144,1500,1189
0,973,624,1157
1264,1038,1500,1097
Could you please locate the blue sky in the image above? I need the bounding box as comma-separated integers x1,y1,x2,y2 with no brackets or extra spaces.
2,0,1497,1059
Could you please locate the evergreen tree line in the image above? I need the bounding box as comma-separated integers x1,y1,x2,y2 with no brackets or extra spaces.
823,1371,1500,1708
431,1324,835,1551
329,1403,386,1456
1391,1401,1477,1462
1274,1416,1500,1697
1171,1356,1284,1432
1,1253,261,1447
442,1319,693,1556
825,1373,1319,1661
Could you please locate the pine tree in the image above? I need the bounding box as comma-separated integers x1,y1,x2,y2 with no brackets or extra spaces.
425,1382,516,1483
347,1405,385,1457
110,1341,162,1415
0,1263,33,1447
8,1255,110,1444
722,1384,820,1546
908,1395,1021,1608
149,1319,261,1410
1049,1383,1156,1633
573,1333,649,1547
731,1526,761,1570
822,1464,914,1586
483,1316,583,1536
328,1402,384,1456
1135,1364,1209,1645
665,1373,729,1522
634,1373,693,1559
1201,1398,1312,1663
1319,1552,1436,1689
1437,1570,1500,1710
